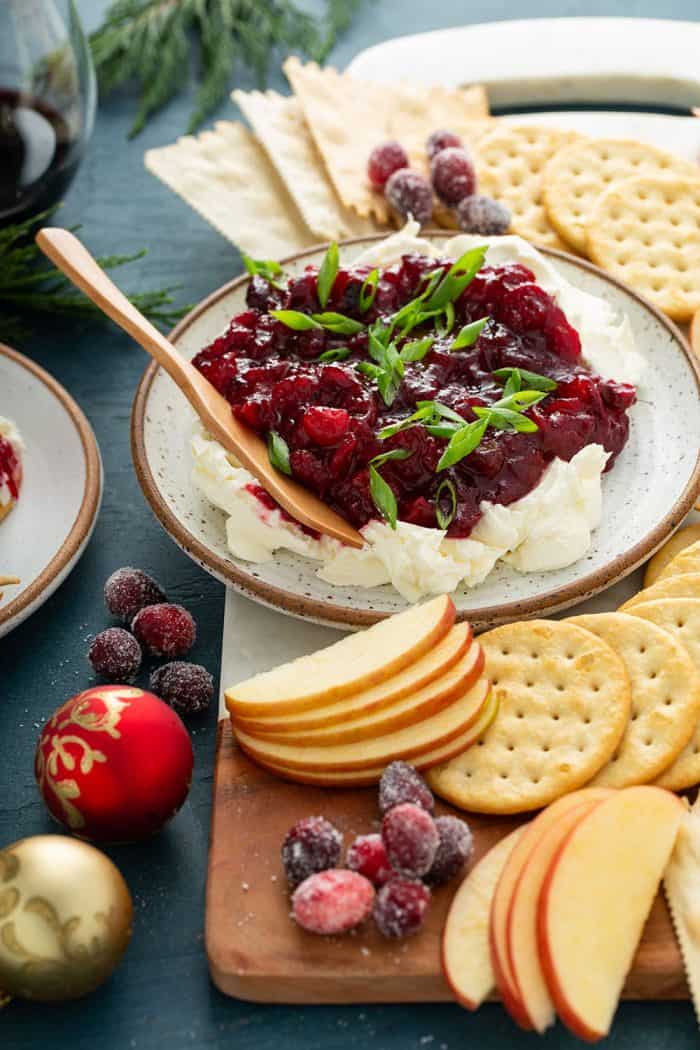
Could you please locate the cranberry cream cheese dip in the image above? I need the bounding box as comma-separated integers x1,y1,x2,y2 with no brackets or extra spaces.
190,224,644,601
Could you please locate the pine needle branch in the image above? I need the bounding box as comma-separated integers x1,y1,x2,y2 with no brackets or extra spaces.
90,0,364,137
0,209,191,344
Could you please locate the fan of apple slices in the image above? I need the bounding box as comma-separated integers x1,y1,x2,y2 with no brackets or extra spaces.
226,595,498,786
443,786,684,1041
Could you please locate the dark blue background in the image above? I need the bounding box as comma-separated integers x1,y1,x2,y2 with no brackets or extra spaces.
2,2,699,1045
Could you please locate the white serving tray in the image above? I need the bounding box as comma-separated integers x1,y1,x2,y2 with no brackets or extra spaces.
346,17,700,110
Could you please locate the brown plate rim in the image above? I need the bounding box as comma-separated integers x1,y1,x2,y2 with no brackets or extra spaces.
130,235,700,629
0,343,103,632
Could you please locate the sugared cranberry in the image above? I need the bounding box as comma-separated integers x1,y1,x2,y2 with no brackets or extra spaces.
104,567,166,622
381,802,439,878
456,194,510,235
281,816,342,888
131,603,196,658
385,169,433,225
425,816,473,886
88,628,141,682
292,869,375,935
150,661,214,716
379,761,434,815
367,140,409,189
346,833,395,887
303,406,350,447
373,878,431,938
430,147,477,205
426,129,463,160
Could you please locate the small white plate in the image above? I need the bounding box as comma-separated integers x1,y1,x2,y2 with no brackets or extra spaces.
132,238,700,630
0,345,103,637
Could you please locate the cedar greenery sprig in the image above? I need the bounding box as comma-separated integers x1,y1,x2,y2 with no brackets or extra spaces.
0,209,190,343
90,0,364,138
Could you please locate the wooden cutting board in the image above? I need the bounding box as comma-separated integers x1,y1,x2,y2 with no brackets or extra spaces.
206,720,688,1004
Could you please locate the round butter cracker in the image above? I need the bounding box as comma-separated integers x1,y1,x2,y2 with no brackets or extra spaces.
569,613,700,787
656,538,700,584
474,126,581,251
626,598,700,790
620,572,700,612
426,620,630,814
586,174,700,322
542,138,700,254
643,524,700,588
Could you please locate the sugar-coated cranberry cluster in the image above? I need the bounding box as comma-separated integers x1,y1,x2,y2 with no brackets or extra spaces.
367,128,510,235
86,567,214,717
282,762,473,938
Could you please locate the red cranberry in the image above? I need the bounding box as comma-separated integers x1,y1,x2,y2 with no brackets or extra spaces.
425,816,473,886
292,870,375,935
367,140,409,188
193,351,238,394
381,803,439,878
385,169,433,225
150,661,214,716
303,406,350,447
88,628,142,682
426,129,463,160
544,306,582,361
373,878,431,938
430,147,477,205
601,380,636,411
131,603,196,659
346,834,395,887
456,194,511,235
498,284,551,332
379,761,434,815
287,271,320,312
281,816,342,888
104,567,166,622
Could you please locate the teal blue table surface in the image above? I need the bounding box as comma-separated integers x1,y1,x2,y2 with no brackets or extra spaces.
2,1,699,1045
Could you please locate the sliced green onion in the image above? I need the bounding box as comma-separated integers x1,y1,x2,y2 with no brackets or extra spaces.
316,242,339,308
267,431,292,475
435,478,457,529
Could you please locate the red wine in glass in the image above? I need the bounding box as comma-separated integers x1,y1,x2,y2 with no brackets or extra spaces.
0,87,84,226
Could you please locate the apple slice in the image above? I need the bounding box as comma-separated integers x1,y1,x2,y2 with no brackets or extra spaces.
234,674,490,773
489,788,612,1030
245,640,483,747
226,594,455,717
234,622,472,735
242,690,500,787
538,786,683,1042
443,827,527,1010
507,796,610,1033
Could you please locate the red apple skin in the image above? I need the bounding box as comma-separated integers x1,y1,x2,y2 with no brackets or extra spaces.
536,833,604,1043
489,900,534,1030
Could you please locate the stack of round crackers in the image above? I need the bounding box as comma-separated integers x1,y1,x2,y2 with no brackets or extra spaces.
474,129,700,322
429,525,700,813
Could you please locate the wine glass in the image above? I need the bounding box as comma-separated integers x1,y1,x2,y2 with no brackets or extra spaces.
0,0,96,226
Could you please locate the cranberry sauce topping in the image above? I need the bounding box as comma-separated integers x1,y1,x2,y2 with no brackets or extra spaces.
0,435,21,501
193,255,635,539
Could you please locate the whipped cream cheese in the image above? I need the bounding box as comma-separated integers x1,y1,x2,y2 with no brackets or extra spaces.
191,228,643,600
0,416,24,515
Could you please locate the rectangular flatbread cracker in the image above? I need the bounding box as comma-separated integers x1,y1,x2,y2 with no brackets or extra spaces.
233,90,378,242
145,121,317,259
283,57,491,223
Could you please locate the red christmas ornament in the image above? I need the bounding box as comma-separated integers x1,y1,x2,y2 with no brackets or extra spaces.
35,685,194,843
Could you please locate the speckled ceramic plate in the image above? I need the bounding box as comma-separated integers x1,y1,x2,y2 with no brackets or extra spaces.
0,344,103,638
131,235,700,630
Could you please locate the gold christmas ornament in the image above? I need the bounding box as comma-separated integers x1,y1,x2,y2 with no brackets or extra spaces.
0,835,133,1002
